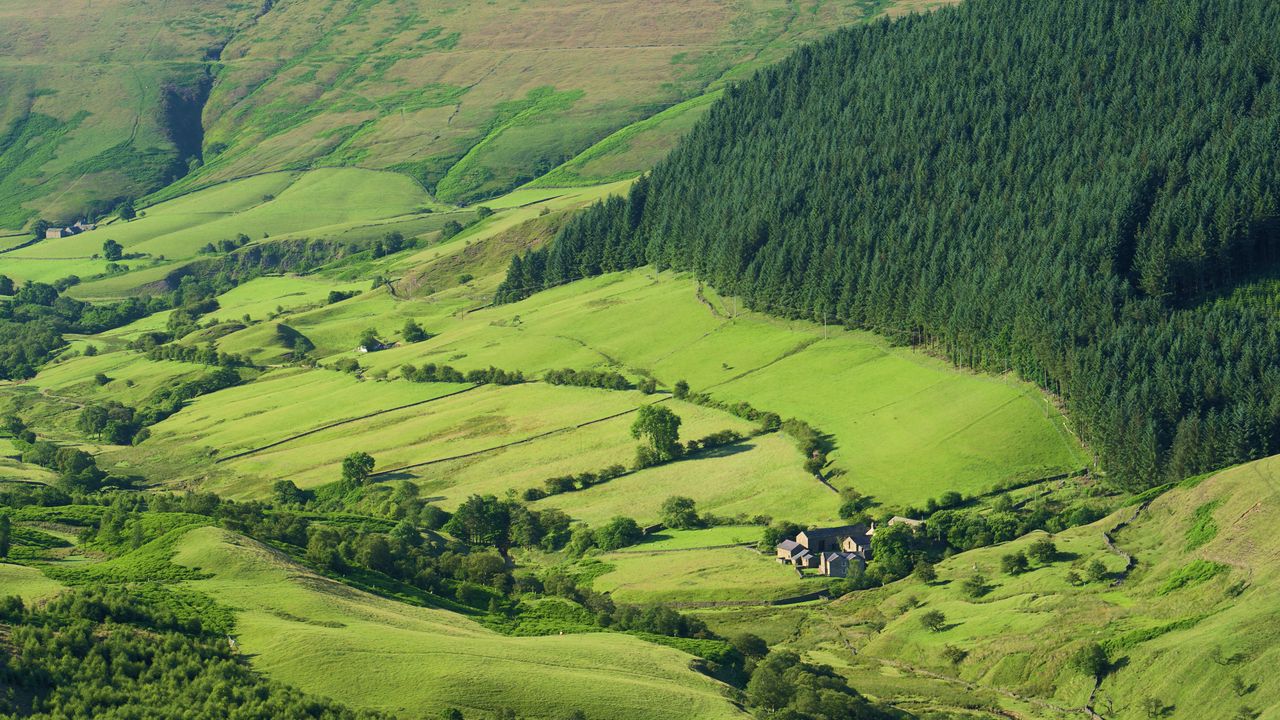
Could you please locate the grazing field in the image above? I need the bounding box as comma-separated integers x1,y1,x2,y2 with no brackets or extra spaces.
0,563,65,602
174,526,748,720
619,526,761,553
2,169,437,296
536,434,837,526
28,352,207,409
352,270,1085,509
592,545,817,604
146,373,754,499
806,457,1280,719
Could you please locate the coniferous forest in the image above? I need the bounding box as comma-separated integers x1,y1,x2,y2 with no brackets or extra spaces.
497,0,1280,488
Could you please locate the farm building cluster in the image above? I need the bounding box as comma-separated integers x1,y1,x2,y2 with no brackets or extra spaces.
44,220,95,239
775,517,923,578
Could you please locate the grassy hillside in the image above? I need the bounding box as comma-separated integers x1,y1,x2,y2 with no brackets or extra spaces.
785,458,1280,719
174,525,748,720
0,0,957,230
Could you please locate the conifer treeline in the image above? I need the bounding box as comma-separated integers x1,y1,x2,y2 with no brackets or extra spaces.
497,0,1280,488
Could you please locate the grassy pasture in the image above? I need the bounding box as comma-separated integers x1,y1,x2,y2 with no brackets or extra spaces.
0,563,65,602
174,526,748,720
3,168,435,297
29,351,207,408
349,270,1085,509
804,456,1280,719
536,433,837,526
618,526,762,553
592,545,816,604
404,399,757,511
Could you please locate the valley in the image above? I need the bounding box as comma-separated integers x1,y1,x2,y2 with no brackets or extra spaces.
2,1,1277,719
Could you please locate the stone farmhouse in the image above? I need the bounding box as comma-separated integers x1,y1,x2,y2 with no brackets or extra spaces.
775,517,923,578
45,220,95,239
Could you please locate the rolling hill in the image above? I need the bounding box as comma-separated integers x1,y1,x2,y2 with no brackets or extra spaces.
0,0,958,231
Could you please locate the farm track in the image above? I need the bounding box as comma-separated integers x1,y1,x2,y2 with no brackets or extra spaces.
214,385,480,463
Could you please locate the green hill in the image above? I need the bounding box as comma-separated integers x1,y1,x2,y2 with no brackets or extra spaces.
0,0,955,230
499,0,1280,492
173,525,749,720
777,456,1280,719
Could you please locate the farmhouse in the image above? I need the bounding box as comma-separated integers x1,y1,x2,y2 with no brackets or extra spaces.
795,523,873,555
44,220,96,239
775,518,921,577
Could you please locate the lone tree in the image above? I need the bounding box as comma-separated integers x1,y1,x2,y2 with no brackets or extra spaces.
1001,551,1030,575
630,404,682,462
659,496,701,529
0,514,10,558
1085,558,1109,583
358,328,381,350
1028,536,1058,564
1070,642,1109,680
341,451,375,488
919,609,947,632
913,560,938,584
402,319,429,343
102,239,124,261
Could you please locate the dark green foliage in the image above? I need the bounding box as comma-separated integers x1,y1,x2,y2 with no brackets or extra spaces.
630,404,682,462
341,451,376,488
868,522,916,580
919,609,946,632
744,650,893,719
146,342,250,368
402,319,429,343
0,514,9,558
101,238,123,261
399,362,524,386
498,0,1280,490
1070,642,1111,679
0,585,386,719
543,367,630,390
1028,537,1058,564
440,220,464,239
593,516,642,551
659,496,702,530
1001,551,1030,575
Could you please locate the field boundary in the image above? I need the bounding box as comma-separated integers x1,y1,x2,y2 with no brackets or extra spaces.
368,402,665,478
214,384,479,463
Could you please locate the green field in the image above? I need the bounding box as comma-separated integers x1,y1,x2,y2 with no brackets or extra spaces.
593,545,818,605
536,434,837,526
1,168,438,296
343,270,1085,509
619,526,762,553
174,526,748,720
0,562,66,601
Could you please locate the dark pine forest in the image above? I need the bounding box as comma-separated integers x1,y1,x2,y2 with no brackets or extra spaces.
497,0,1280,489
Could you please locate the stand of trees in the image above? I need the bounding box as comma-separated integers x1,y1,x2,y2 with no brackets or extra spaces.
0,586,387,719
496,0,1280,490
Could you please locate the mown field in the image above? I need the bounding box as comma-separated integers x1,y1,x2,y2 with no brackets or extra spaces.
174,526,748,720
592,544,818,605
